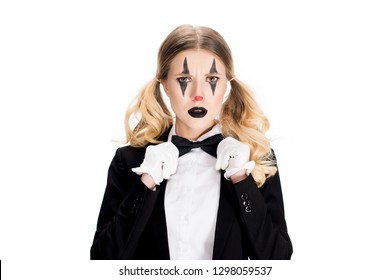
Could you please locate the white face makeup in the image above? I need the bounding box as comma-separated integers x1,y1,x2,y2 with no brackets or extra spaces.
162,49,228,139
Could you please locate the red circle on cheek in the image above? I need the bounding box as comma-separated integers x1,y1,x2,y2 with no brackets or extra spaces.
194,96,203,101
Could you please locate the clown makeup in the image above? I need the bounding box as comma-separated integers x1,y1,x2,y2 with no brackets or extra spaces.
209,58,218,95
176,57,221,97
178,57,190,96
162,49,227,140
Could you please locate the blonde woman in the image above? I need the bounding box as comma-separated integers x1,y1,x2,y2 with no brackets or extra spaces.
90,24,292,260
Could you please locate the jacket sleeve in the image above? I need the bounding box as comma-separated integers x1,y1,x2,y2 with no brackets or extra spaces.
90,147,160,260
231,155,293,259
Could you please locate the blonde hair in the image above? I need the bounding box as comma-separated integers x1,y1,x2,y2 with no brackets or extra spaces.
125,24,276,187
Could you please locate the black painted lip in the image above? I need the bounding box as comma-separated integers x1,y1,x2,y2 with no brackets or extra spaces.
188,107,208,118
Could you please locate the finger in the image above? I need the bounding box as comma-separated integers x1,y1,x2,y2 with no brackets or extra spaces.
216,149,229,170
160,156,177,179
131,167,142,174
220,152,231,170
161,160,170,179
162,159,177,179
131,164,148,175
215,155,222,170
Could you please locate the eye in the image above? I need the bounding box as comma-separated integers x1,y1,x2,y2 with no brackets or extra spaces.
207,76,219,83
177,77,191,83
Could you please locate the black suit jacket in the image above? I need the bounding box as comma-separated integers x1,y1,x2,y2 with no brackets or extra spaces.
90,139,293,260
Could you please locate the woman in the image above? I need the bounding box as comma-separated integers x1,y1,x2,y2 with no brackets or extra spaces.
90,24,292,260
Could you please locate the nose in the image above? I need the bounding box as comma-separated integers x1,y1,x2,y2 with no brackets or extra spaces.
194,96,203,101
190,79,205,102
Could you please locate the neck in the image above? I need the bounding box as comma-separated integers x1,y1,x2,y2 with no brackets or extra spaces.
175,122,216,141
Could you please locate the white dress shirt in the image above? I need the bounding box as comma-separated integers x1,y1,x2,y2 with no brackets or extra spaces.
164,124,221,260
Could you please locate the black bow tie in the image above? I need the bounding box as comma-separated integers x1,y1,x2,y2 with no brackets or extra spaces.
171,134,223,157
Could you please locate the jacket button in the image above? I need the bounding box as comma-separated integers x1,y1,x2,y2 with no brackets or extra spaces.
243,200,250,207
241,193,248,200
133,201,141,209
244,206,252,213
130,207,138,215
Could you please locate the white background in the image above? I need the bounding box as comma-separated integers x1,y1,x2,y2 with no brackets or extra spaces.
1,0,389,279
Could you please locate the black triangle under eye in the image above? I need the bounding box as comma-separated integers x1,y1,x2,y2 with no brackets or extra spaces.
179,79,188,96
178,57,190,96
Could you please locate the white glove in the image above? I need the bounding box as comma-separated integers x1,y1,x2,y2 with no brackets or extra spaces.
215,137,255,180
132,142,179,185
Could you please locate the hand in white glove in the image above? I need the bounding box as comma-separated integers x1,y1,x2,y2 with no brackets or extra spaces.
215,137,255,181
132,142,179,187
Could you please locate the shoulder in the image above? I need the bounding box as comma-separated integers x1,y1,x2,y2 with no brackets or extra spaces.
116,144,146,156
112,145,147,170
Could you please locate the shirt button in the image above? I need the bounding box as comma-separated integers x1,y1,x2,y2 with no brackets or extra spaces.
241,193,248,200
244,206,252,213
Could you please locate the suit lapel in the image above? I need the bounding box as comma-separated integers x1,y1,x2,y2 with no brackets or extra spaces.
212,173,236,259
148,181,170,259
